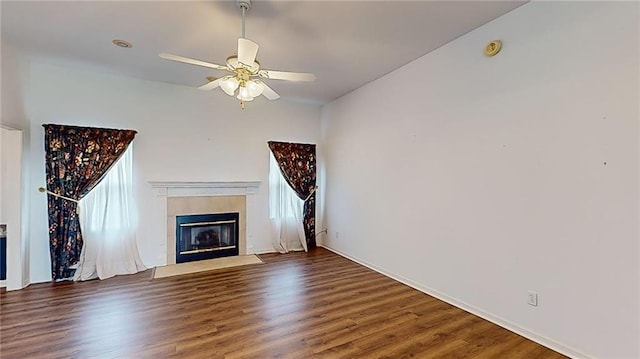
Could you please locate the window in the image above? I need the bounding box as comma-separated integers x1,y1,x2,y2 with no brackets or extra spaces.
75,145,145,280
269,152,306,252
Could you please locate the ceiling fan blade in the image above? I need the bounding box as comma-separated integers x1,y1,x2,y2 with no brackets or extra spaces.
197,77,223,91
159,53,227,71
258,70,316,82
260,81,280,100
237,38,259,66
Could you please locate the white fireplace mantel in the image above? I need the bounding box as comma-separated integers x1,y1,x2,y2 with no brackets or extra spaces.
149,181,261,197
149,181,262,266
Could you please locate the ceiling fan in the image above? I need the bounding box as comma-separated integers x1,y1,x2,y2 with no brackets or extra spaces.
159,0,316,109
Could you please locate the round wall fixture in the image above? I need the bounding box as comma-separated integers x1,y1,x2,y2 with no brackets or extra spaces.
484,40,502,57
112,39,133,48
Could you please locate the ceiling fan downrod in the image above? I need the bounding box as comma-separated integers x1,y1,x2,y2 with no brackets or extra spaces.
237,0,251,39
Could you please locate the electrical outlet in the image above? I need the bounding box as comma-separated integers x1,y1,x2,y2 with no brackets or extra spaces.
527,291,538,307
335,231,340,239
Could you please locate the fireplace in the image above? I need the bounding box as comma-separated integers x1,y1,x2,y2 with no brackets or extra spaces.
176,212,239,263
150,181,260,266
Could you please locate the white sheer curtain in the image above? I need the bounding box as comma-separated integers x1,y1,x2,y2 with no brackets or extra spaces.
269,152,306,253
74,144,146,281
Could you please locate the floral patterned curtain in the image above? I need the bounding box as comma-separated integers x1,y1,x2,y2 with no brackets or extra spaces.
43,124,137,280
267,141,316,248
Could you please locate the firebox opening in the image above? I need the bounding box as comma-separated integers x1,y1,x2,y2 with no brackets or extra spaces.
176,212,239,263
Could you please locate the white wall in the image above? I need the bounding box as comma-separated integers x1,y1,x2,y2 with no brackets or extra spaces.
1,41,31,290
321,2,638,358
0,128,24,290
1,42,30,129
27,62,321,283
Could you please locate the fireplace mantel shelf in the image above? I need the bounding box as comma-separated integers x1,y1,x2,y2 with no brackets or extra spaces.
149,181,261,189
149,181,261,197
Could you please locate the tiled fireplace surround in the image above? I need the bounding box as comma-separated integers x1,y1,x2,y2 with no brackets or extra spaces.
149,181,261,266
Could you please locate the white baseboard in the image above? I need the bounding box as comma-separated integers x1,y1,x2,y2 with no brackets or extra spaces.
252,247,278,255
6,279,32,291
0,280,6,288
319,244,590,359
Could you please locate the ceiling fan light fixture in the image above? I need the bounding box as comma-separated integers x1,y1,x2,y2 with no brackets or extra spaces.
246,80,264,97
237,86,254,101
220,77,240,96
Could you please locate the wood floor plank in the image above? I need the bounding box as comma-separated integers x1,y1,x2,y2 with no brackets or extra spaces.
0,248,566,358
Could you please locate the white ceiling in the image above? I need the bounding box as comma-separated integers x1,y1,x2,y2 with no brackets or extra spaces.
1,1,526,105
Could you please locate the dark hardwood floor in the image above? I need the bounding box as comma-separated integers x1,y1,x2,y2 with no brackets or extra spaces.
0,248,566,358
